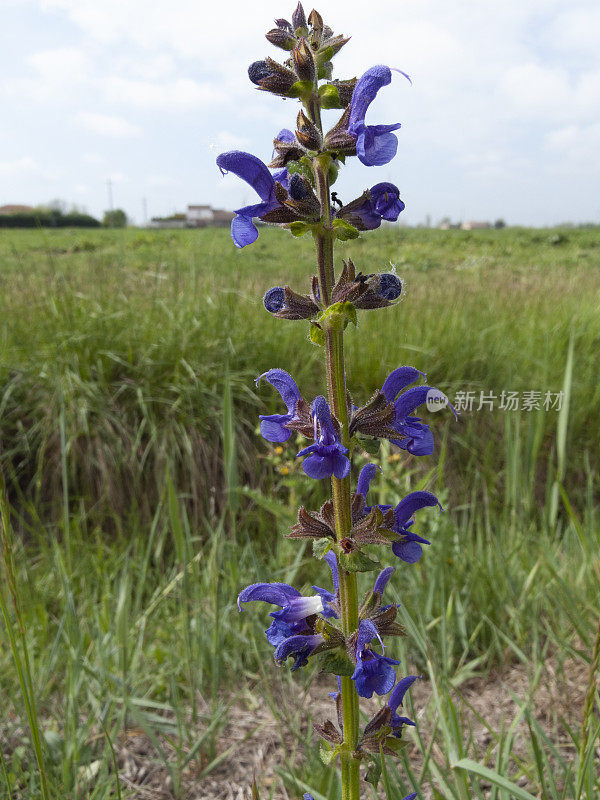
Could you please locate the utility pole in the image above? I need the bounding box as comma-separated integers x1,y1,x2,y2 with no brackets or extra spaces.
142,196,148,227
106,178,114,226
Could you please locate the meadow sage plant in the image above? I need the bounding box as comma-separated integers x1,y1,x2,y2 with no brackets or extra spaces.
217,6,454,798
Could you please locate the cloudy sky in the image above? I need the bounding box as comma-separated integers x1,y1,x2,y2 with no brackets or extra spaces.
2,0,599,225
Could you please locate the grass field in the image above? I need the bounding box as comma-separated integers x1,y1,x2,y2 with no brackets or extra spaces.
0,225,599,799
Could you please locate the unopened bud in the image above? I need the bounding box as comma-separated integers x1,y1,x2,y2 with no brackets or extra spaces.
376,273,402,300
308,9,324,39
296,109,322,150
248,60,271,85
292,2,308,34
292,38,315,82
265,27,295,50
263,286,319,320
253,57,298,97
321,34,350,57
274,18,293,32
263,287,286,313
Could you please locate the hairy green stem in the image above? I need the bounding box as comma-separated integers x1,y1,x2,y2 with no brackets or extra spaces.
313,157,361,799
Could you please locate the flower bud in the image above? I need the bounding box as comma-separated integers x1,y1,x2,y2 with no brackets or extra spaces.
263,286,320,320
248,60,271,85
263,287,286,314
292,2,308,34
265,27,295,50
292,38,316,82
251,57,298,97
269,130,305,168
308,9,324,44
308,9,323,32
376,273,402,300
296,109,322,150
320,34,350,57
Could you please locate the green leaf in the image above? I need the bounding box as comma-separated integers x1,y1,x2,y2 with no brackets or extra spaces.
452,758,539,800
288,221,312,237
288,79,313,99
312,537,333,559
318,301,357,333
332,218,359,241
383,736,408,754
319,741,340,766
309,322,325,347
364,758,382,787
358,436,380,456
318,82,342,109
339,549,380,573
318,648,355,676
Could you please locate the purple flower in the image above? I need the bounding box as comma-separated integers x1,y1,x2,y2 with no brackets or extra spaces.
216,150,289,248
381,366,457,456
311,551,339,619
372,183,405,221
348,66,403,167
387,675,418,734
275,633,324,670
391,491,442,563
352,619,399,698
355,464,442,563
337,182,405,230
356,464,392,515
297,396,350,480
256,368,302,443
237,581,333,648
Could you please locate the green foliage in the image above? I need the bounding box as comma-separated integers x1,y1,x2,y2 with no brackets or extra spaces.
102,208,127,228
0,210,100,228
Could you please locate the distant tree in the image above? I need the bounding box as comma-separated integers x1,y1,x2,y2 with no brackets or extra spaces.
494,218,506,229
103,209,128,228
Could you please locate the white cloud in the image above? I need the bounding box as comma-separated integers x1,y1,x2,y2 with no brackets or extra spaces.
76,112,141,137
544,122,600,160
0,156,54,178
101,76,220,109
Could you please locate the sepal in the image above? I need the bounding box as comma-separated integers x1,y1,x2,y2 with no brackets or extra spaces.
266,285,320,320
349,391,401,439
265,27,295,50
292,38,316,82
296,109,323,151
324,106,356,154
313,719,342,745
288,506,335,540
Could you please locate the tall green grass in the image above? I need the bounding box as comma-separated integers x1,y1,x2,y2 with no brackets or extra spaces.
0,226,598,528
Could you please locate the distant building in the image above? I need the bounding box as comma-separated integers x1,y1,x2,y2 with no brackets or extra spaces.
461,221,491,230
149,205,234,229
149,213,187,229
186,205,234,228
0,204,33,214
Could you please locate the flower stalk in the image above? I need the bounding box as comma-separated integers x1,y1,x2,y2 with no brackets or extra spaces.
218,6,453,798
314,156,361,798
